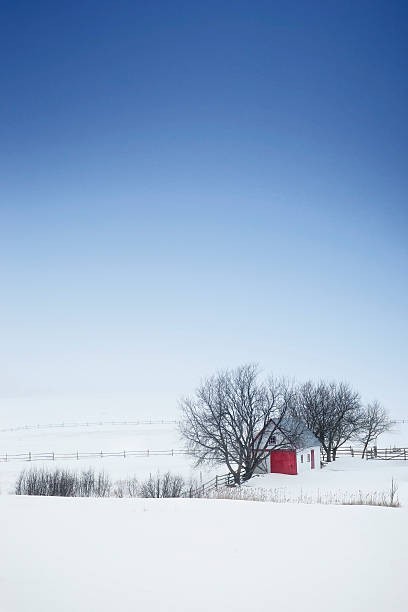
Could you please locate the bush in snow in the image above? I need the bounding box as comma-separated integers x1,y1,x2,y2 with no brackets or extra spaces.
113,477,140,498
15,468,111,497
15,468,77,497
139,472,186,498
76,469,112,497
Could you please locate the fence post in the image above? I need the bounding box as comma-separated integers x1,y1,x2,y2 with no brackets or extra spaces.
215,475,218,489
76,451,78,460
28,452,31,461
123,450,126,458
100,450,103,458
351,447,354,457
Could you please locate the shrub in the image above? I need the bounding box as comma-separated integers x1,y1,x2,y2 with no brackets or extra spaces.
15,468,76,496
139,472,186,498
15,468,111,497
113,477,140,498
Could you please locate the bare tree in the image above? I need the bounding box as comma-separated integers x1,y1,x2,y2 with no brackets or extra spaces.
293,380,362,462
356,401,392,458
179,364,297,483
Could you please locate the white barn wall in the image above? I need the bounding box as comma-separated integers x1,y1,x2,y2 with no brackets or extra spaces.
296,446,321,473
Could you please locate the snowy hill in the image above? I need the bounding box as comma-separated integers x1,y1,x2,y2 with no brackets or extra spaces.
1,494,407,612
1,416,408,611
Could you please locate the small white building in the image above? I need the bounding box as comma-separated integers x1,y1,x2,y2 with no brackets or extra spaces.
254,418,321,476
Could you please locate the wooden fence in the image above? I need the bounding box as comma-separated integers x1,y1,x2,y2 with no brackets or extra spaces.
182,471,238,497
3,444,408,465
365,447,408,460
321,446,408,461
0,419,178,434
0,448,191,463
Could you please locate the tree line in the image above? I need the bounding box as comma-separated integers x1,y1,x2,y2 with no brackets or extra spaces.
179,364,391,483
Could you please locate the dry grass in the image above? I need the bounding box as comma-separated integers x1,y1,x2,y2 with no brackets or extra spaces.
15,468,400,508
201,482,400,507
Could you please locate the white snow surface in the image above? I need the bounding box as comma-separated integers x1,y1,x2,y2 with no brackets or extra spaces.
1,495,407,612
246,456,408,505
377,421,408,447
1,419,408,611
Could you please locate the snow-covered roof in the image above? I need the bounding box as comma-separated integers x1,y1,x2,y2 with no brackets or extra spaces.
258,417,321,450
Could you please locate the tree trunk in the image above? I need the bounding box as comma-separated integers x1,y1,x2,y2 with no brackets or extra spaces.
361,440,369,459
233,472,241,485
242,467,253,481
225,457,241,485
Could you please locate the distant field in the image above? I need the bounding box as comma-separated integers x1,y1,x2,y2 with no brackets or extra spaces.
2,411,408,612
377,421,408,447
1,413,407,495
0,421,217,494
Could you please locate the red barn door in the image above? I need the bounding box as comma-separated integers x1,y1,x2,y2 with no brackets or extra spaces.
270,450,297,475
311,449,315,469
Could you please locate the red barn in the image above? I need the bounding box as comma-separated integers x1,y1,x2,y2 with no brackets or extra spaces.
254,418,321,476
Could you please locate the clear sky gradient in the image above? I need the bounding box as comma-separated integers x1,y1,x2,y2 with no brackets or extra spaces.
1,1,407,419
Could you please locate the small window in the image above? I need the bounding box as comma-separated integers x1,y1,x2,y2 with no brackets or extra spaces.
301,455,304,463
307,454,310,462
269,435,276,445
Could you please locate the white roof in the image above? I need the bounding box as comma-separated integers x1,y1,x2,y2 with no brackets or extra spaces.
261,417,321,450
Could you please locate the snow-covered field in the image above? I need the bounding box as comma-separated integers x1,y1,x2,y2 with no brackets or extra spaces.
376,420,408,446
1,417,408,611
0,421,218,494
247,456,408,506
1,419,408,495
1,494,407,612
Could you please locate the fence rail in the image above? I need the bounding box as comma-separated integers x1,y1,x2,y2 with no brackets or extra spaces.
366,447,408,460
321,446,408,461
182,471,238,497
0,420,178,434
3,445,408,464
0,448,191,463
321,447,367,460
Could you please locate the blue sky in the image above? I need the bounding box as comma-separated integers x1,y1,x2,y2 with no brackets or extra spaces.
0,1,407,418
